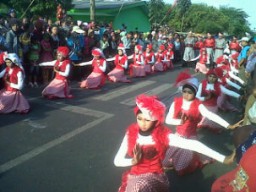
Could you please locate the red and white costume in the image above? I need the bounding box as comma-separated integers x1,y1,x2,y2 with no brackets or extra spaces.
212,66,241,112
107,44,131,83
39,47,73,99
115,94,228,192
195,48,209,74
79,49,107,89
143,44,155,74
194,39,204,57
0,53,30,113
153,45,166,72
163,73,230,175
229,40,241,55
164,44,174,70
129,45,146,77
196,69,240,131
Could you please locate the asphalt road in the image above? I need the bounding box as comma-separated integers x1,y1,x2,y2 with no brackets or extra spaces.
0,65,240,192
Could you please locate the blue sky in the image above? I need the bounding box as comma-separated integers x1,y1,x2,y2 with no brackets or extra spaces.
166,0,256,30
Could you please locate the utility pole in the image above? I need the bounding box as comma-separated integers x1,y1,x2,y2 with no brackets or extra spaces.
90,0,95,21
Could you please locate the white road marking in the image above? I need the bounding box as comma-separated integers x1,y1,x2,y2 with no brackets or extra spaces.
0,102,114,174
94,80,156,101
120,83,174,106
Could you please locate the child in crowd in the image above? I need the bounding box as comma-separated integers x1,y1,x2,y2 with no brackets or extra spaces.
40,33,54,84
28,35,41,88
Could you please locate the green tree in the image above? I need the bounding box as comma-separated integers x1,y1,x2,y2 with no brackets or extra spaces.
176,0,191,31
6,0,73,19
148,0,165,28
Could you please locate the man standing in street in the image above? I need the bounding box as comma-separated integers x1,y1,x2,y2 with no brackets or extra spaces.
214,32,226,62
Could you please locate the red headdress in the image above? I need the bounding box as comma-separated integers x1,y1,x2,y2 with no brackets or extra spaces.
134,94,166,123
168,44,174,49
206,67,223,78
135,45,142,51
92,49,102,57
159,44,165,51
57,46,69,58
147,44,153,50
175,70,199,92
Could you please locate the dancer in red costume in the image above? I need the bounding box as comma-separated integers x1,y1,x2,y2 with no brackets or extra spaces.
129,45,146,77
0,53,30,113
164,44,174,70
143,44,155,74
195,47,209,74
153,44,167,72
114,94,236,192
77,49,107,89
39,46,73,99
163,71,239,175
107,44,131,83
196,68,242,132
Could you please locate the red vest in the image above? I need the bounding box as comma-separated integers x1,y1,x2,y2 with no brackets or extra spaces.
143,52,154,64
199,52,207,64
5,66,23,91
92,58,106,73
114,55,127,70
204,38,215,48
126,123,171,175
173,97,202,137
155,52,165,63
54,60,70,80
229,41,241,52
165,50,174,60
201,80,221,106
194,41,205,49
133,54,143,65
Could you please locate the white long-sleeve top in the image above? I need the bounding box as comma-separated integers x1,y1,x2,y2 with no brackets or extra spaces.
39,60,70,77
8,69,24,90
58,64,70,77
196,82,240,101
165,99,230,128
225,78,241,90
114,133,226,167
0,68,6,78
145,53,155,64
99,60,107,72
39,60,57,66
228,71,245,85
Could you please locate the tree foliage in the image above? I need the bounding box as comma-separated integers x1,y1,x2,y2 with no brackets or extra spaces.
167,3,251,36
148,0,165,25
2,0,73,19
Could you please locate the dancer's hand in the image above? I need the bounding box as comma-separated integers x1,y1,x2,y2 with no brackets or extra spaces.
180,113,188,124
132,144,142,165
227,119,244,130
223,150,236,165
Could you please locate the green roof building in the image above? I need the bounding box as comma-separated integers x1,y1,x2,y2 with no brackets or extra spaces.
68,1,151,32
